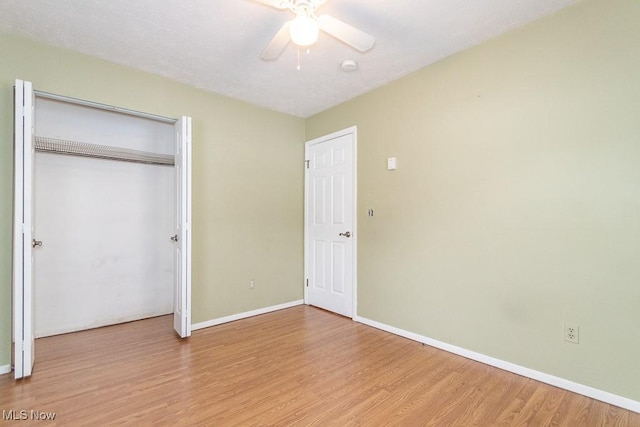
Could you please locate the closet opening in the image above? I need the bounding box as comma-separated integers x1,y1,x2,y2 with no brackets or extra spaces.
13,80,192,379
34,94,175,338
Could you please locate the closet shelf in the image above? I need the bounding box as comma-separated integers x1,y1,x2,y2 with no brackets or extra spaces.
34,136,175,166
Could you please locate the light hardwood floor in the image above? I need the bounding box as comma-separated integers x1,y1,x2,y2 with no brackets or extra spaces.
1,306,638,426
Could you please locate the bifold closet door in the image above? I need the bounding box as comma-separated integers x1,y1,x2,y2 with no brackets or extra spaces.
172,116,191,338
13,79,35,378
33,97,175,337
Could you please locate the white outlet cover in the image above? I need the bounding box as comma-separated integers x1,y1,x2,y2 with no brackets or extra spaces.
564,324,579,344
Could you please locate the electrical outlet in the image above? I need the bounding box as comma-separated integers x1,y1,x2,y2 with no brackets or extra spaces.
564,324,579,344
249,279,255,289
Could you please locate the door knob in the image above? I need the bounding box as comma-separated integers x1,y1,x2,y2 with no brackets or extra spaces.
32,239,43,248
339,231,351,238
170,234,179,242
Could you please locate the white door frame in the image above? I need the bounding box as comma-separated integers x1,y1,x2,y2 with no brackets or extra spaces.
303,126,358,318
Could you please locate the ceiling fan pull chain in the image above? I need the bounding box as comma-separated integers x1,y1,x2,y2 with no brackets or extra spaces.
297,46,301,70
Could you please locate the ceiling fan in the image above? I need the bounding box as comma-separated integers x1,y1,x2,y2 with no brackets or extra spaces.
251,0,375,61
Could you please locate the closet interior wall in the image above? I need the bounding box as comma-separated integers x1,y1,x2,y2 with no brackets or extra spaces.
34,97,175,337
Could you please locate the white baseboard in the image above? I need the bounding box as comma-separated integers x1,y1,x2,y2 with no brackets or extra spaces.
192,300,304,331
0,364,11,375
355,315,640,414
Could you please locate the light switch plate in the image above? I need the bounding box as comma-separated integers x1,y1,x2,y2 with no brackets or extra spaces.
387,157,397,170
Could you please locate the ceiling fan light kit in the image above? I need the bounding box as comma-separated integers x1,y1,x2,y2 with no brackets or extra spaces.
290,15,319,46
253,0,375,62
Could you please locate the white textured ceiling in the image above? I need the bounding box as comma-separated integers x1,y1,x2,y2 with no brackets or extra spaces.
0,0,577,118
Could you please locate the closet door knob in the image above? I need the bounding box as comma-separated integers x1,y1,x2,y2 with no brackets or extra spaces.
32,239,43,248
338,231,351,238
170,235,179,242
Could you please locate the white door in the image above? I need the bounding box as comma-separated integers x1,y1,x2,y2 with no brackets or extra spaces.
13,79,36,378
305,127,357,317
173,116,192,338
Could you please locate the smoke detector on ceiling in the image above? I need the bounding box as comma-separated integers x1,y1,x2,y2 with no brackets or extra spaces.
341,59,357,72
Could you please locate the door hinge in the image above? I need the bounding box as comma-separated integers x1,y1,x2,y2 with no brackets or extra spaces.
305,160,310,169
306,279,309,287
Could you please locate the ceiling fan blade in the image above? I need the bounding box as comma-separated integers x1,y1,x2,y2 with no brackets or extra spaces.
260,21,292,61
318,14,375,52
248,0,290,9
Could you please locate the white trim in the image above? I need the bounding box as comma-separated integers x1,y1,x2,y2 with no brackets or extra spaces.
303,126,358,318
304,144,309,306
191,300,304,331
0,364,11,375
352,128,358,318
13,79,26,380
355,316,640,414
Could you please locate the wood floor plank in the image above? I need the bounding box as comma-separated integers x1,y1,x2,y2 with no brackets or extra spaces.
1,305,638,426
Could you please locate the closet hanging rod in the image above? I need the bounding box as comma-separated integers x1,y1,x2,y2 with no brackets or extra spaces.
34,136,175,166
34,90,177,124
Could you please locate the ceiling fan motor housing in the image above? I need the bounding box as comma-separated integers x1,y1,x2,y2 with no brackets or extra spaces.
291,0,319,17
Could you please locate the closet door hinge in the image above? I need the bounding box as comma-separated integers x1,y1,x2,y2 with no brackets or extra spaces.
305,160,310,169
306,279,309,287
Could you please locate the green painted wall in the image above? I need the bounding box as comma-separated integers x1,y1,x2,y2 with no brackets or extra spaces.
2,0,639,405
306,0,640,401
0,34,305,368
